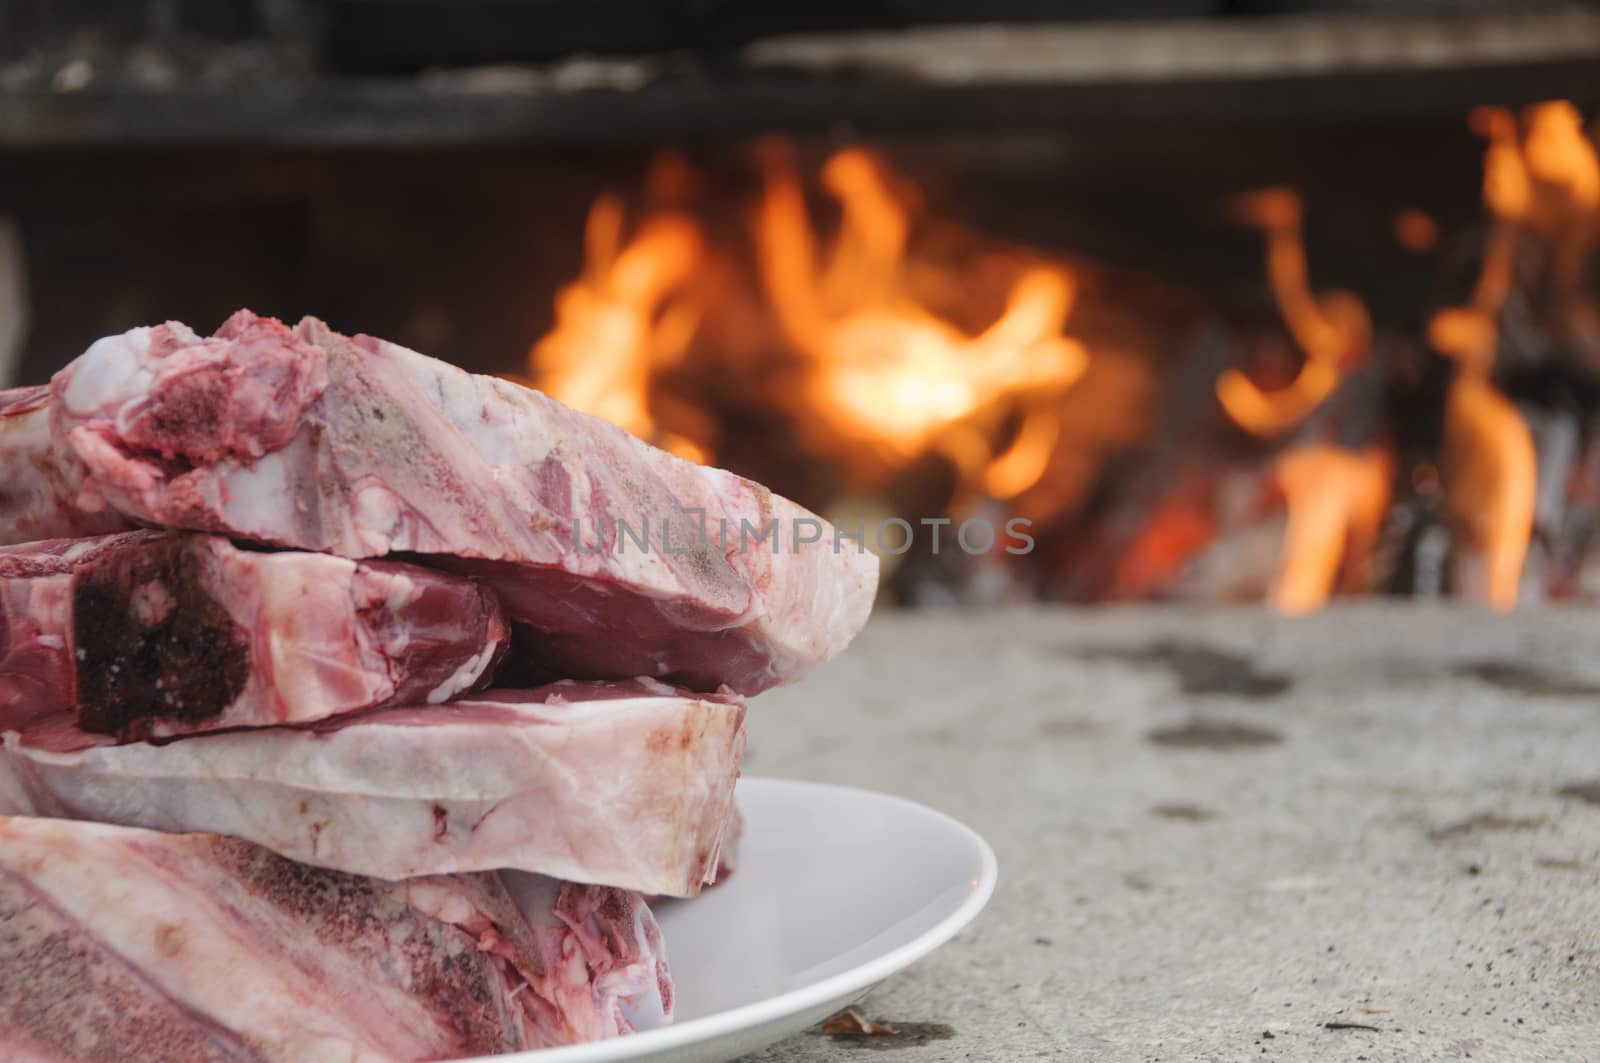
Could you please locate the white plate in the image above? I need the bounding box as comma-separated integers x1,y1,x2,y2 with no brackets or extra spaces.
473,777,997,1063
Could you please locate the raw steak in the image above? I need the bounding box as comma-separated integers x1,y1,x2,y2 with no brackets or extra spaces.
0,531,508,739
0,815,671,1061
501,872,674,1041
0,531,166,727
0,678,745,896
0,385,132,546
47,310,878,694
709,804,745,886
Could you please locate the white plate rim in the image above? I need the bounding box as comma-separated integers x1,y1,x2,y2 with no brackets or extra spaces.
502,776,999,1063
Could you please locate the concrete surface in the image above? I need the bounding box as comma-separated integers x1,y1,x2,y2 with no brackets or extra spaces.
737,605,1600,1062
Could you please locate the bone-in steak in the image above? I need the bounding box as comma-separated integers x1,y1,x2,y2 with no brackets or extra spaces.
0,531,165,728
0,532,508,739
0,679,746,897
0,815,670,1060
45,311,878,694
0,386,133,547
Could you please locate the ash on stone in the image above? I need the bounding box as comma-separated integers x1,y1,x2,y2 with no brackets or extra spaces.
1146,719,1284,750
1068,641,1291,698
1426,813,1547,842
1556,781,1600,806
1462,662,1600,697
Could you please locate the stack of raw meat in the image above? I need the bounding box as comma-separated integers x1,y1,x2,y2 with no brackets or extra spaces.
0,311,877,1061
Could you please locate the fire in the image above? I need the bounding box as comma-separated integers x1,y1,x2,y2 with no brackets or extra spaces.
1272,446,1392,616
983,410,1060,500
1523,100,1600,211
1418,102,1594,610
1428,308,1536,610
1473,106,1532,222
1215,187,1387,612
528,191,709,462
756,144,1089,494
518,107,1590,610
1393,209,1439,253
1468,102,1597,305
1521,100,1600,289
1215,189,1370,439
1467,106,1531,314
1216,102,1594,613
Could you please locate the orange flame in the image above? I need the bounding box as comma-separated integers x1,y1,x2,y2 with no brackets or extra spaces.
1470,102,1598,298
1522,101,1600,290
757,145,1088,493
1215,188,1371,439
1463,106,1532,316
1472,106,1532,223
1429,308,1536,611
1413,104,1591,610
983,410,1061,500
1393,209,1439,253
1272,446,1392,615
529,193,709,462
1524,100,1600,211
1215,188,1386,614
